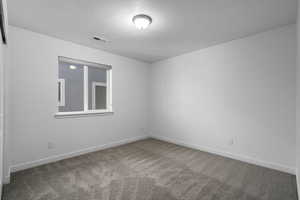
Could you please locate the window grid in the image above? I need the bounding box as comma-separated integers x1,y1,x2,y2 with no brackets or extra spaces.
56,57,112,117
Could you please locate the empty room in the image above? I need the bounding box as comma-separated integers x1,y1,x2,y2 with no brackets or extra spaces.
1,0,300,199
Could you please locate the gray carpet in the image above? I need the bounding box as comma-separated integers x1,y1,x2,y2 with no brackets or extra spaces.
2,139,298,200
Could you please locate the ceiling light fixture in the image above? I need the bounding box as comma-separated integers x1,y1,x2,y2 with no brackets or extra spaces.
132,14,152,30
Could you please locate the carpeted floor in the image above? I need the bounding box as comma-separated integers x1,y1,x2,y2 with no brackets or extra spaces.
2,139,298,200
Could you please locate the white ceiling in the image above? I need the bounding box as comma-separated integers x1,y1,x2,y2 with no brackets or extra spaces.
7,0,297,63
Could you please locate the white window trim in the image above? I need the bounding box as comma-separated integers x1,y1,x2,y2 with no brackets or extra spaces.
83,65,89,111
58,79,65,107
107,68,112,111
55,57,113,118
55,110,113,118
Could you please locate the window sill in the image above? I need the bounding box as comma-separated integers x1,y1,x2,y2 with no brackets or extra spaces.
54,110,114,118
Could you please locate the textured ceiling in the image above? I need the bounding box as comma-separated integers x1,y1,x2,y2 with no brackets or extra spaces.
7,0,297,63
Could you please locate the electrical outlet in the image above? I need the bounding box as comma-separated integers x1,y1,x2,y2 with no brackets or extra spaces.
47,142,55,149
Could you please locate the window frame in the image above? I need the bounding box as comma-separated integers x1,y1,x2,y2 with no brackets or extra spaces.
55,56,113,118
57,78,65,107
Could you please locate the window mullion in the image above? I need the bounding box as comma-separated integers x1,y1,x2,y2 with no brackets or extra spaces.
107,70,112,111
84,65,88,111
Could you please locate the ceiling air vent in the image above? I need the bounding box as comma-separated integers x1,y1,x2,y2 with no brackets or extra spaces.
93,36,110,43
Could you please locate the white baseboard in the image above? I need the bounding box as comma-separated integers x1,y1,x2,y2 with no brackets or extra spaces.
7,134,295,183
10,135,149,173
150,135,295,175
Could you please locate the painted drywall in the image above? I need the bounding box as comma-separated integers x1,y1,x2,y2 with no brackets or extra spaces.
296,0,300,193
0,0,8,192
0,34,4,195
150,24,297,173
6,26,150,173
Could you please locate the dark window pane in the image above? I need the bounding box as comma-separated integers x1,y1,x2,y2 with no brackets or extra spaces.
94,86,106,109
58,61,84,112
58,82,61,102
88,66,107,110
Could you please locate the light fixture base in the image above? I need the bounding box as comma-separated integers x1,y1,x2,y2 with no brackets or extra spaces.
132,14,152,30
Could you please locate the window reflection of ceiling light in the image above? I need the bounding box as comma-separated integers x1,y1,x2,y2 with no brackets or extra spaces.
69,65,77,70
132,14,152,30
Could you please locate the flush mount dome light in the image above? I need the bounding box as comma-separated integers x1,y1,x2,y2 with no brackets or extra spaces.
132,14,152,30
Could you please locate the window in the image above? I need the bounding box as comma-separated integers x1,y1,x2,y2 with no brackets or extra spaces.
56,57,112,117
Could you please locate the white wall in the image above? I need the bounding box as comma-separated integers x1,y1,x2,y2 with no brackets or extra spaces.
0,0,8,193
296,0,300,193
150,24,297,173
0,35,4,196
6,26,150,173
